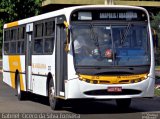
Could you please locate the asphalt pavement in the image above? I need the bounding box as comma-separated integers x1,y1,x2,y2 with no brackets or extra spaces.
0,74,160,119
0,59,160,119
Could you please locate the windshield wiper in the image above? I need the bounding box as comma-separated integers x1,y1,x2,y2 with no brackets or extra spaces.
120,23,131,45
90,25,98,44
90,25,103,57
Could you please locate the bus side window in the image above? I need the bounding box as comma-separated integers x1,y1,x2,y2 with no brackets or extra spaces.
4,43,9,54
45,20,55,36
34,22,44,54
44,20,55,54
10,42,16,53
35,23,43,37
34,39,43,54
33,19,55,55
4,27,25,55
11,29,17,41
4,30,10,54
17,26,25,54
18,26,25,39
17,41,24,54
4,30,10,41
44,38,53,53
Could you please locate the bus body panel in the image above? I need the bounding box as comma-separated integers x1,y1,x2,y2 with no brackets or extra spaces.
32,75,48,96
32,55,55,96
3,72,12,87
3,55,26,91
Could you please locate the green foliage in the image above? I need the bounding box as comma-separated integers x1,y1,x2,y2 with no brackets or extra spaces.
155,88,160,96
155,48,160,65
151,12,160,66
0,0,43,55
0,0,43,22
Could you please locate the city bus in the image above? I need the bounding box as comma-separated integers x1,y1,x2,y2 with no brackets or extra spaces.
3,5,155,110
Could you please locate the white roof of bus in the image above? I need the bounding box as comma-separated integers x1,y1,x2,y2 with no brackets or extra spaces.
4,5,148,29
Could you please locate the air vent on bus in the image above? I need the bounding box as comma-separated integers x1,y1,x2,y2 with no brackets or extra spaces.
84,89,142,96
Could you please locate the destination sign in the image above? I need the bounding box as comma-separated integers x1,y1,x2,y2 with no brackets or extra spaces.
71,9,147,21
99,12,138,19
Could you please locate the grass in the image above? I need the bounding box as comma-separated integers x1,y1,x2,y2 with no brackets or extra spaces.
155,88,160,96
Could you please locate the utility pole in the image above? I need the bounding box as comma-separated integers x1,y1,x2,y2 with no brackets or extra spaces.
104,0,114,5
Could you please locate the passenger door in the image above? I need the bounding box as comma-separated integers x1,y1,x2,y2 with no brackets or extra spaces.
55,16,68,97
25,23,33,91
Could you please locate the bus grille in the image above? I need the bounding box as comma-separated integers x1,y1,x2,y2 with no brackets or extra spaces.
84,89,142,96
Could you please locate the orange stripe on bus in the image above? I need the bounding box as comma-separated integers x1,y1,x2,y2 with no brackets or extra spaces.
8,56,24,91
6,21,18,28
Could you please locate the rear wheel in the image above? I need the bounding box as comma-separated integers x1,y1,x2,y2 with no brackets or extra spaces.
16,73,25,100
49,79,62,110
116,98,131,109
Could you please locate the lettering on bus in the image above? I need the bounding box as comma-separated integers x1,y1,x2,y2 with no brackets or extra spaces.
100,12,138,19
12,61,18,67
32,63,47,69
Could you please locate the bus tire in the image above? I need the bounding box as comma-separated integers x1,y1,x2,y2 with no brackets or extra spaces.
16,73,25,100
49,79,62,110
116,98,131,109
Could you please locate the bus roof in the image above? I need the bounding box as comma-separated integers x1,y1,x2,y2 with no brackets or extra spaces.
4,5,148,29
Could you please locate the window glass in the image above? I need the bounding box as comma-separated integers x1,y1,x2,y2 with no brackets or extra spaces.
11,29,17,40
10,42,16,53
34,39,43,54
72,23,150,67
44,38,54,53
45,21,55,36
18,27,25,39
17,41,24,54
35,23,43,37
4,31,10,41
4,26,25,55
4,43,9,54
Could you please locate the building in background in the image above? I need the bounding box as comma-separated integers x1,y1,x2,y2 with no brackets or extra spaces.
42,0,160,15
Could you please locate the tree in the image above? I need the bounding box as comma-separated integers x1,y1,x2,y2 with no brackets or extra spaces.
151,12,160,65
0,0,43,22
0,0,43,55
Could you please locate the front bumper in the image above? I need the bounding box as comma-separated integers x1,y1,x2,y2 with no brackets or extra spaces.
65,76,155,99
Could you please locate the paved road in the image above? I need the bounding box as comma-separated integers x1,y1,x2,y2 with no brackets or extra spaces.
0,74,160,119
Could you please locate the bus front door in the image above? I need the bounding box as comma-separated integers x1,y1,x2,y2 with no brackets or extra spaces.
55,17,67,97
26,23,33,91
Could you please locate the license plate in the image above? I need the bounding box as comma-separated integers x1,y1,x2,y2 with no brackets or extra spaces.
107,87,122,92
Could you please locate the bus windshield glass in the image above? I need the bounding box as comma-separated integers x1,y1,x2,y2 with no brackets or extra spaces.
72,23,150,67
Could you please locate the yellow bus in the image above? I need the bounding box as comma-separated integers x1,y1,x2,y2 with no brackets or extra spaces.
3,5,155,110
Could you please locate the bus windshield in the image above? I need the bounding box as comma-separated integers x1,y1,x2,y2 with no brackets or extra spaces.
72,23,150,67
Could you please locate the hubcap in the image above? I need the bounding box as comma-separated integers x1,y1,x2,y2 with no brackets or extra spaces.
17,82,20,95
49,86,55,103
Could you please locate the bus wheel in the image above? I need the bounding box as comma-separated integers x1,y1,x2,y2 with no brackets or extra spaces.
16,73,25,100
116,98,131,109
49,79,62,110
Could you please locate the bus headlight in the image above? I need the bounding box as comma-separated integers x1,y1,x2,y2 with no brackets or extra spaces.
78,73,148,84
